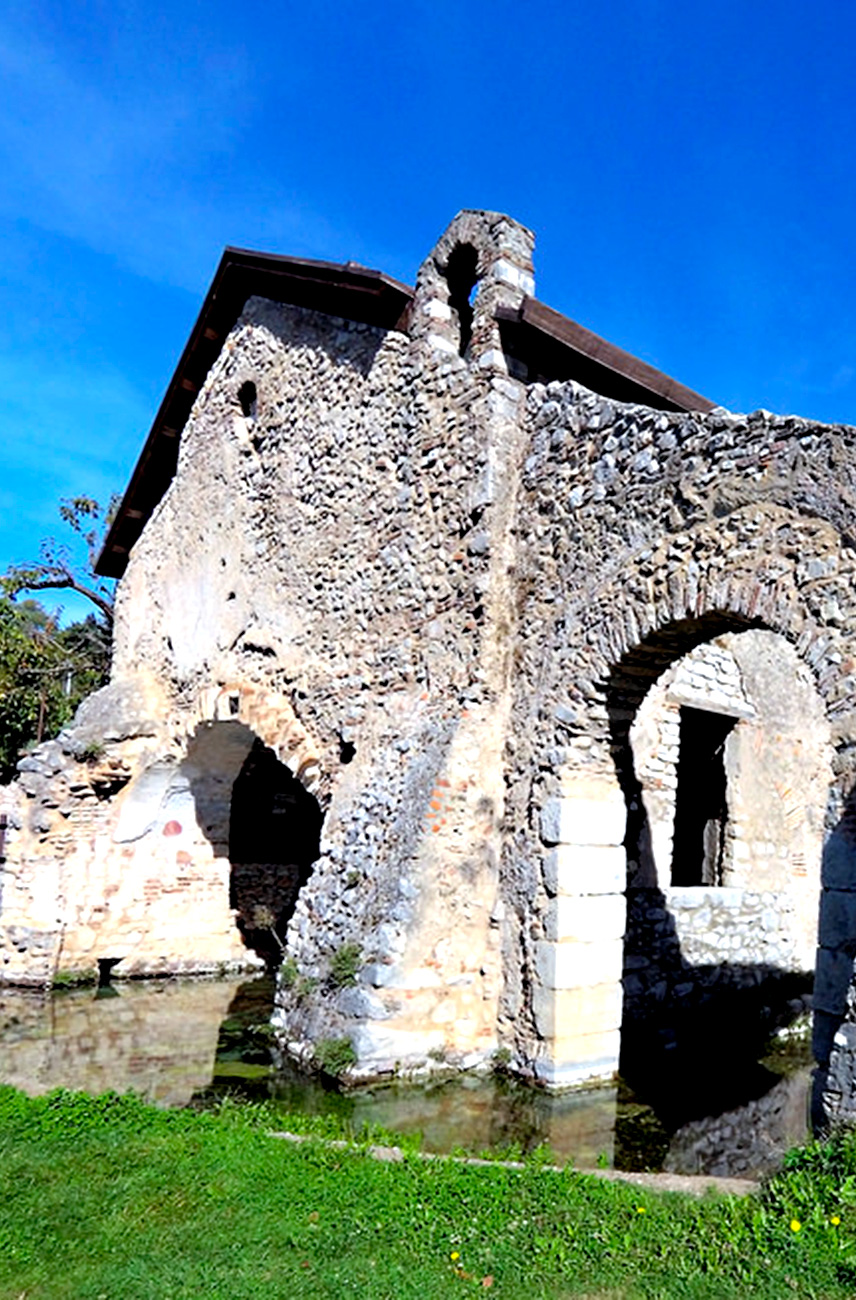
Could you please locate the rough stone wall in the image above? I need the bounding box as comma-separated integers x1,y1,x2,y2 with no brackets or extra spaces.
662,1064,811,1178
0,696,263,985
822,955,856,1124
0,211,538,1080
4,210,856,1092
505,379,856,1085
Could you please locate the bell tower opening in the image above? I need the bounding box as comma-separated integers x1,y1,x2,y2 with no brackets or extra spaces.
445,242,479,357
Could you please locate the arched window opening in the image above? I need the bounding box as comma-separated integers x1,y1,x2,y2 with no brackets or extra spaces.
229,740,322,968
238,379,257,420
445,243,479,358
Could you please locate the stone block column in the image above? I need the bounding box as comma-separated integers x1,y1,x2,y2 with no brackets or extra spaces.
534,776,627,1087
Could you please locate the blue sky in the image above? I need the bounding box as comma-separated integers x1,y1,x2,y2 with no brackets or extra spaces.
3,0,856,622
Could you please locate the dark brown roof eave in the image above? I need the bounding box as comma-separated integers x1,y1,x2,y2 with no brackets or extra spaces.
497,297,716,414
96,250,415,578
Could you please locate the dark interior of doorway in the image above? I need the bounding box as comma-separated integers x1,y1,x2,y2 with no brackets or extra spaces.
229,741,323,967
670,706,737,887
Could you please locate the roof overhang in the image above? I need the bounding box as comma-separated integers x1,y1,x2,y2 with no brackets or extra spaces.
96,250,414,578
496,297,716,414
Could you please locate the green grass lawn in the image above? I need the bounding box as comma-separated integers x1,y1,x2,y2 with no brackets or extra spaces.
1,1086,855,1299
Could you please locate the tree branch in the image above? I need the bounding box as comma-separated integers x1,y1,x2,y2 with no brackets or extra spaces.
10,575,114,626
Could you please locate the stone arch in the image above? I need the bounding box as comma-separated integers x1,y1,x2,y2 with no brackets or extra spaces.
611,623,830,1096
186,681,324,797
183,685,327,966
100,682,328,976
533,505,856,1087
410,210,535,364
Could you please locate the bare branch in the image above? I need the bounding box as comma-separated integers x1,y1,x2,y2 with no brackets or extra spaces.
7,573,114,626
3,496,116,627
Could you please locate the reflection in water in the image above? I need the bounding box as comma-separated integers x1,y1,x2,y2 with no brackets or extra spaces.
0,975,811,1177
356,1078,617,1167
0,978,244,1106
662,1064,812,1178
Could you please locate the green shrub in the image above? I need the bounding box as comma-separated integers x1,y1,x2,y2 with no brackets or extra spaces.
314,1036,357,1078
492,1046,512,1073
329,942,361,988
51,968,96,990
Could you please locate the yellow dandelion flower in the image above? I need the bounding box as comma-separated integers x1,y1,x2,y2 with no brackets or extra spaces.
790,1219,801,1233
831,1215,841,1226
636,1206,646,1214
450,1251,460,1261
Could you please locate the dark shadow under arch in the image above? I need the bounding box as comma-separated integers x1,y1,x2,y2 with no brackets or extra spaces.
229,740,323,967
603,613,820,1129
183,722,324,970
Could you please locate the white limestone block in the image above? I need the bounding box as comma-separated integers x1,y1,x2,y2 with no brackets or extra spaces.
531,980,623,1040
424,298,452,320
351,1023,445,1065
428,333,457,354
539,792,626,848
491,258,536,297
543,844,626,897
533,1029,621,1088
534,937,624,990
476,348,508,370
543,893,626,943
819,888,856,950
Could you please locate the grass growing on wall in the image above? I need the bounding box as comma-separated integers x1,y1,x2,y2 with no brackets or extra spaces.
1,1085,856,1299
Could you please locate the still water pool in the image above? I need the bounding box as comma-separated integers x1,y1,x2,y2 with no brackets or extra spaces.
0,974,812,1178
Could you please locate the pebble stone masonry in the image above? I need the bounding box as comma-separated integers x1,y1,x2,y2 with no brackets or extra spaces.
3,210,856,1101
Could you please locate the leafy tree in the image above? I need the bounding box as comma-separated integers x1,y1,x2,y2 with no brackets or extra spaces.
2,495,118,627
0,496,117,779
0,598,110,780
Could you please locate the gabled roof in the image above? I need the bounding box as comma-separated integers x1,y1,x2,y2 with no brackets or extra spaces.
97,250,414,578
96,250,715,578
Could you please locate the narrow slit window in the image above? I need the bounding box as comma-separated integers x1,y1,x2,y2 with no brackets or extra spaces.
670,707,737,886
445,244,479,357
238,380,257,420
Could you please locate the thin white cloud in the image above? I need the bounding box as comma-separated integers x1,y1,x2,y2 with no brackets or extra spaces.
0,15,374,292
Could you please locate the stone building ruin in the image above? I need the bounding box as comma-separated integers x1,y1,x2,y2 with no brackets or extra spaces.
3,210,856,1096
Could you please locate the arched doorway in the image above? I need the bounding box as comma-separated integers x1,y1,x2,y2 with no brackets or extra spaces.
182,721,323,968
613,624,829,1106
